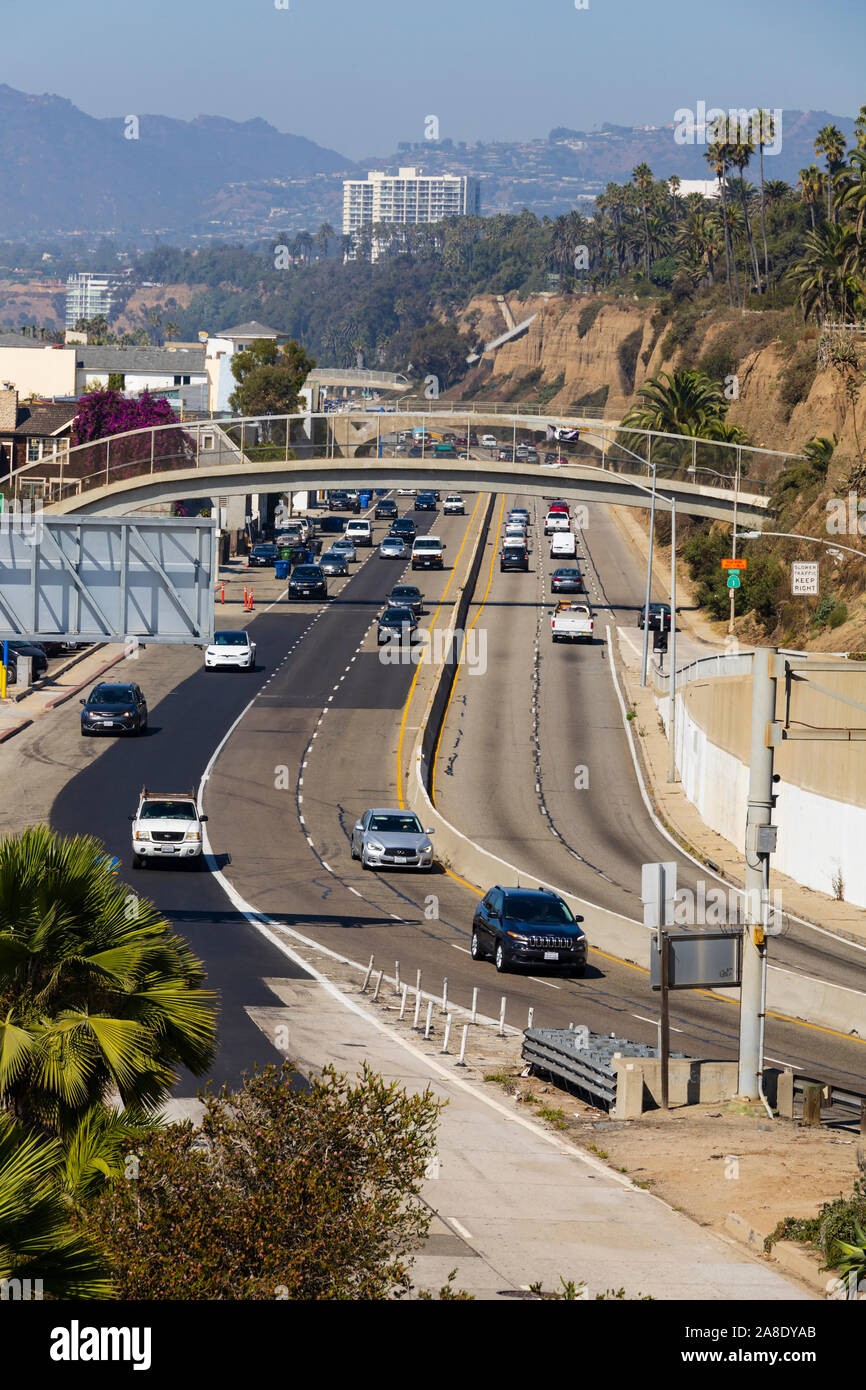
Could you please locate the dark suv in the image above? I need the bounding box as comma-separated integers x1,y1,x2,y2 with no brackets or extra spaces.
288,564,328,600
414,491,437,511
375,498,398,520
248,543,278,568
471,886,587,975
500,544,529,573
390,517,416,542
638,602,672,631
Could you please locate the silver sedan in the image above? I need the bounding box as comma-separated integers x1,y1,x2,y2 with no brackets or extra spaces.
350,808,435,871
380,535,407,559
320,549,349,575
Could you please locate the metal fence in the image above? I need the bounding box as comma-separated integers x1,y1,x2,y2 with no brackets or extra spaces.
521,1026,667,1111
653,651,754,696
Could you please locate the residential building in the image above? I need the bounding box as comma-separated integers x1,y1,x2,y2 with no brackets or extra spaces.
204,322,290,413
0,389,76,498
75,346,208,412
342,167,481,252
65,272,124,331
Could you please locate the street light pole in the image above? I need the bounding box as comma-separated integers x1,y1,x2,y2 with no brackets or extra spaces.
668,497,678,782
738,646,777,1098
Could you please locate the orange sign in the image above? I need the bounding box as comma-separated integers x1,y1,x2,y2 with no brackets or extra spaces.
721,558,747,570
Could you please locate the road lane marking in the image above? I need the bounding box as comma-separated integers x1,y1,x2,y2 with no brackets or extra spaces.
451,944,471,955
446,1218,474,1243
632,1012,683,1033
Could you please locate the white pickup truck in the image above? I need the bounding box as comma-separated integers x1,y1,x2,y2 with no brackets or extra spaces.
130,788,208,868
551,600,594,643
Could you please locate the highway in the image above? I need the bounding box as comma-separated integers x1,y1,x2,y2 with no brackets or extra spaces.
45,488,866,1097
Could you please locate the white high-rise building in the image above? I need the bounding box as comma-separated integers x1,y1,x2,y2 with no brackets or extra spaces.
342,167,481,255
65,272,123,330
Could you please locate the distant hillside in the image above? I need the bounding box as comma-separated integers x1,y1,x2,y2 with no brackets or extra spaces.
0,85,353,238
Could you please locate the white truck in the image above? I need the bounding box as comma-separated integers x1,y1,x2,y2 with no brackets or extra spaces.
550,529,577,559
130,788,208,868
551,601,594,643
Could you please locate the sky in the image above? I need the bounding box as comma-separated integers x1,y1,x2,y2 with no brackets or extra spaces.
4,0,865,159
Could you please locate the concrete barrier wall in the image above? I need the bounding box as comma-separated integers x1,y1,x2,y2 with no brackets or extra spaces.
404,515,866,1036
660,685,866,908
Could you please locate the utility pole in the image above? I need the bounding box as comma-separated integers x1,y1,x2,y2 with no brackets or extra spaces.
639,462,658,686
738,646,777,1097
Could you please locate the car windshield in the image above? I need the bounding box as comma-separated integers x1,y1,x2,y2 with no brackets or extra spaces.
382,606,413,622
89,684,134,703
414,540,438,550
252,544,275,554
503,894,575,925
391,588,419,600
140,800,196,821
383,536,403,546
369,813,423,834
322,550,342,560
333,539,352,549
213,632,247,646
293,566,322,579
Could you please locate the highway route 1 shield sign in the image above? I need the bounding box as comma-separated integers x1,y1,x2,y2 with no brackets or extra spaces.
727,574,741,589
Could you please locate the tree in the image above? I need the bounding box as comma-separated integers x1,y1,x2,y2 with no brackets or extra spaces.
0,826,217,1139
815,124,847,223
0,1113,111,1299
83,1063,441,1300
755,110,776,289
315,222,334,259
70,388,195,484
789,224,859,322
798,165,824,231
728,144,763,292
631,163,654,276
705,142,737,304
621,368,732,437
228,337,315,417
407,321,473,390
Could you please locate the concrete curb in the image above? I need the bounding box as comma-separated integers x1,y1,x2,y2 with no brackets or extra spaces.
0,718,32,743
724,1212,829,1295
0,649,130,748
6,642,106,703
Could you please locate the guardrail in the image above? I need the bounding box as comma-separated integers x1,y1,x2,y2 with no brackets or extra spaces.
778,1070,866,1132
653,651,754,696
521,1026,666,1111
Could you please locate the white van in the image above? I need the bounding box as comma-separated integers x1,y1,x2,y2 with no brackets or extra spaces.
550,530,577,559
345,519,372,547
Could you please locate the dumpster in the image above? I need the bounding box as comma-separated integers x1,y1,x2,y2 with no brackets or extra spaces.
278,546,294,560
274,560,290,580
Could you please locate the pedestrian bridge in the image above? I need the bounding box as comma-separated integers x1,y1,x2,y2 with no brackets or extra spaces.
43,410,780,525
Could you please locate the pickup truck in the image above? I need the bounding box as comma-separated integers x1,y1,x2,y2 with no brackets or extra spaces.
551,601,594,644
130,787,208,868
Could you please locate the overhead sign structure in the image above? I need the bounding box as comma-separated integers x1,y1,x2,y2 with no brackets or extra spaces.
721,558,747,570
650,931,742,991
0,516,216,647
791,561,819,596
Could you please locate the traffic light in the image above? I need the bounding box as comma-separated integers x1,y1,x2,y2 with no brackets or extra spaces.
653,626,668,654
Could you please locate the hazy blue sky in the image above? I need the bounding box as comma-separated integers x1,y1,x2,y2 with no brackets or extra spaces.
4,0,864,158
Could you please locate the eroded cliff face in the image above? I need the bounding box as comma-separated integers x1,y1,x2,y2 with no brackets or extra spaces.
455,292,866,461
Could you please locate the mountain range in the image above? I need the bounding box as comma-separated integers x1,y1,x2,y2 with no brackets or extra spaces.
0,85,858,242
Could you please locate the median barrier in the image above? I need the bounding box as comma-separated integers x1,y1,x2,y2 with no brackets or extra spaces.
401,495,866,1037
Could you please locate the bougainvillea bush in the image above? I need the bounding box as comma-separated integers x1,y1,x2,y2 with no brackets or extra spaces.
69,389,196,488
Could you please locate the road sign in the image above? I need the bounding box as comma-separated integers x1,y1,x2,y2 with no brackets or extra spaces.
651,931,742,991
727,574,741,589
791,560,819,596
721,558,747,570
641,861,678,928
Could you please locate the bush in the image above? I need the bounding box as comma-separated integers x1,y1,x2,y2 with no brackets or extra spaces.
778,343,819,420
535,372,565,406
84,1063,442,1300
577,299,606,338
568,384,609,413
766,1177,866,1271
617,327,644,392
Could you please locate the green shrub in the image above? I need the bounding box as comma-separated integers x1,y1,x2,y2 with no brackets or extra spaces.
617,327,644,392
765,1177,866,1271
568,384,609,413
577,299,606,338
535,372,565,406
829,603,848,628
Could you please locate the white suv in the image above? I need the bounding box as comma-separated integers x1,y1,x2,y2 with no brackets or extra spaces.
131,789,207,868
345,519,372,547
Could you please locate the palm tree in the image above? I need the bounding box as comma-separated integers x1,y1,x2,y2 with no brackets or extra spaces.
755,110,776,290
798,165,824,230
727,143,763,292
632,164,654,276
0,1112,112,1297
705,142,736,304
838,147,866,246
164,322,180,342
622,369,729,437
0,826,217,1138
801,436,836,480
315,222,334,259
789,223,859,322
763,180,790,206
815,124,847,223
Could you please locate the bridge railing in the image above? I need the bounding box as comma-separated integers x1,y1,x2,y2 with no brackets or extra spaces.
30,409,793,507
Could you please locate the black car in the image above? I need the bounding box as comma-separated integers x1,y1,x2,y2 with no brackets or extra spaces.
7,641,49,678
638,602,672,632
81,682,148,737
500,544,529,573
408,446,423,458
289,564,328,600
248,543,278,568
375,498,398,520
390,517,417,541
377,605,418,645
328,490,349,511
388,584,424,615
414,491,437,511
471,887,587,975
551,567,585,594
318,514,347,534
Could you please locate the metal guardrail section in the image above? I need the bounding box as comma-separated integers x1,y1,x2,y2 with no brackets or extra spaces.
521,1027,664,1110
653,651,754,696
789,1072,866,1120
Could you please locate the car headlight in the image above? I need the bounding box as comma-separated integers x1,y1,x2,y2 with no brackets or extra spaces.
367,840,385,854
185,831,201,842
420,841,432,853
134,830,151,841
122,712,132,718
